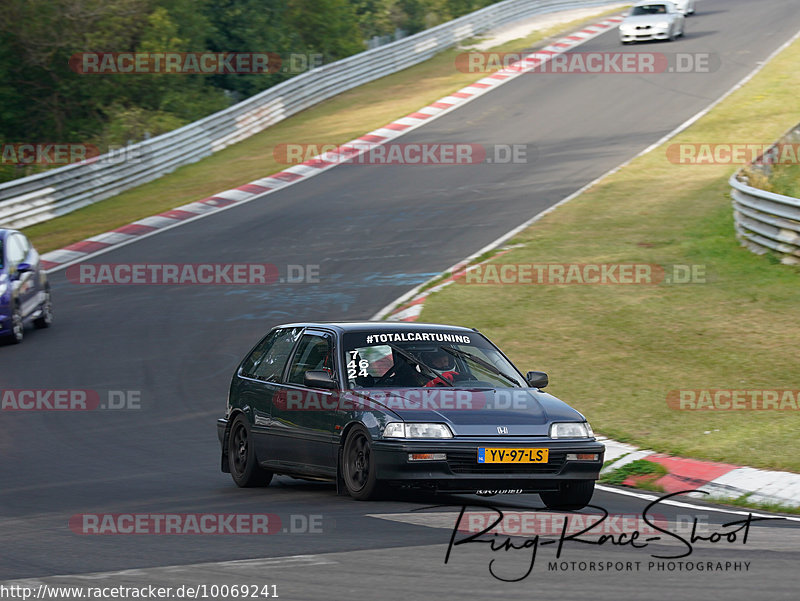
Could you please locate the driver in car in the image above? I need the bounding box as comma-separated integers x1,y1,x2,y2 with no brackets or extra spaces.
423,348,460,387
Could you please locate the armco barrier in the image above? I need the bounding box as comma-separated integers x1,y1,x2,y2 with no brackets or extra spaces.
0,0,616,229
730,123,800,265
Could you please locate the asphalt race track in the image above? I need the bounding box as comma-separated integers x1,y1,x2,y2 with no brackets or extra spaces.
2,0,800,598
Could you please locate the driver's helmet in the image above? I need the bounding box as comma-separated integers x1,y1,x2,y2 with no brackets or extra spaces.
422,348,455,372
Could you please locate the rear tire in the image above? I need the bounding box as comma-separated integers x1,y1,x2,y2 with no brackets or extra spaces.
33,288,53,329
228,415,273,487
540,480,595,510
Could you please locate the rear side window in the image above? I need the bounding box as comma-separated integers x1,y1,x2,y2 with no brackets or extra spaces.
240,328,302,382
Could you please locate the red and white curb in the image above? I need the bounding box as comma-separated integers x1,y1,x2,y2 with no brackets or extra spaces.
39,14,624,273
601,438,800,508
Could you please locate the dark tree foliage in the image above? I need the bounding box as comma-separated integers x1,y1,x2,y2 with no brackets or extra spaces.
0,0,502,181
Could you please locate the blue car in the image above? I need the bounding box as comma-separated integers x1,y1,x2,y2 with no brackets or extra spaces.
0,229,52,344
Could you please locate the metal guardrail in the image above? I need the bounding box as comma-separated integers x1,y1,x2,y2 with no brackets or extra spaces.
730,124,800,265
0,0,615,230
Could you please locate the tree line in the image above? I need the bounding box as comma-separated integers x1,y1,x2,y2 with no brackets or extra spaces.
0,0,499,182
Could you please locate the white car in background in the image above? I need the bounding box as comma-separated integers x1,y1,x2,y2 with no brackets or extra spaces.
619,1,686,44
673,0,696,15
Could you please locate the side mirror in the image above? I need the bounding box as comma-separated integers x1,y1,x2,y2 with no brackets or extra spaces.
16,262,32,275
525,371,548,388
304,370,337,390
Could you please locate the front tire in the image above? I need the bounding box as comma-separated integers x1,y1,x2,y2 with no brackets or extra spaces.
4,305,23,344
33,288,53,329
540,480,595,510
342,426,385,500
228,415,273,487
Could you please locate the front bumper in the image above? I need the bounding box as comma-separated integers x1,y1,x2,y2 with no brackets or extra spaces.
620,30,671,42
372,438,605,493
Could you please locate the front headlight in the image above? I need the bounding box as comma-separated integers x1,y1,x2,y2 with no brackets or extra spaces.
549,422,594,439
383,422,453,439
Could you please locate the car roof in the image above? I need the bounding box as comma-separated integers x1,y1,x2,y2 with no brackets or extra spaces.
274,321,479,334
633,0,671,5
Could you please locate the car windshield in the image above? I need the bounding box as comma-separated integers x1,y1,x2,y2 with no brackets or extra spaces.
342,330,527,389
631,4,668,15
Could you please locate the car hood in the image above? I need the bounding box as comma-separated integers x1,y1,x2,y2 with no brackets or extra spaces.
622,15,673,27
346,387,586,437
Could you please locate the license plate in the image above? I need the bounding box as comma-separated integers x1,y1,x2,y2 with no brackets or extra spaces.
477,448,549,463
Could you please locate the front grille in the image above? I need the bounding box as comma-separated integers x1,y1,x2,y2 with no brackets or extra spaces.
636,25,652,30
446,450,566,474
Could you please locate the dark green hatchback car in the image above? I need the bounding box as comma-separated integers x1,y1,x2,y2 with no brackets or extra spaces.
217,321,604,509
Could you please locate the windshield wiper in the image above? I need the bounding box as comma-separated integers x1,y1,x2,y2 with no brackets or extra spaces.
440,347,520,387
387,343,453,386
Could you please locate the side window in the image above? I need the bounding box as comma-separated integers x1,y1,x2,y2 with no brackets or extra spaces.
240,328,301,382
287,334,333,386
16,234,31,255
5,235,26,268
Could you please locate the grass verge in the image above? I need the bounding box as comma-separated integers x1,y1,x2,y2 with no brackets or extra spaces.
22,6,625,253
717,493,800,516
745,163,800,198
418,33,800,471
600,459,667,490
